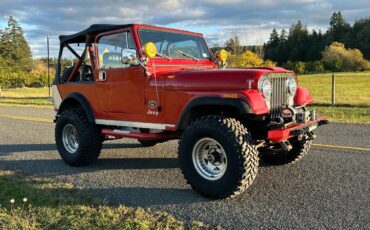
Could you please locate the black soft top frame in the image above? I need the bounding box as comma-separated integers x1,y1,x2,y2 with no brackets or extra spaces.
59,24,133,44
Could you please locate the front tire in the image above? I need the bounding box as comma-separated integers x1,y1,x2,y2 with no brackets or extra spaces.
178,115,259,199
259,135,313,165
55,108,103,166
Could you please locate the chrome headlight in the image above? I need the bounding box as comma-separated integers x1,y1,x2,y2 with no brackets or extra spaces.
259,77,272,99
286,77,297,95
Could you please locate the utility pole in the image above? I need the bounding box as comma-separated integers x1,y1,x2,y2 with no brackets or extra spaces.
47,33,50,97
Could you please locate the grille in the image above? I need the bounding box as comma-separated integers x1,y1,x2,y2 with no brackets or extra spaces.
269,74,290,118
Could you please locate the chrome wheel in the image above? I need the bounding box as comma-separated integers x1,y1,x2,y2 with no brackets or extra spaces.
62,124,79,154
192,137,227,181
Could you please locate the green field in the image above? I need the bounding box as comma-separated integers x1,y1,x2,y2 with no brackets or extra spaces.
0,72,369,123
298,72,370,106
0,87,52,106
0,87,50,98
0,169,208,230
298,72,370,123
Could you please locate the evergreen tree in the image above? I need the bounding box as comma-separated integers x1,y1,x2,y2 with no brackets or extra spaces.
327,11,350,43
348,18,370,59
264,29,280,62
287,20,310,61
0,16,32,71
276,29,288,64
269,29,279,44
0,27,4,65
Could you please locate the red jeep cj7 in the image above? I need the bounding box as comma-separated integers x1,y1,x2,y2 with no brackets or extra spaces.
52,24,328,199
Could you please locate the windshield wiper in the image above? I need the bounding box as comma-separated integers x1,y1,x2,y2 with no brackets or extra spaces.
156,52,171,60
175,50,199,61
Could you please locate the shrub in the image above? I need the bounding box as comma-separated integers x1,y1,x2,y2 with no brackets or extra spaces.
324,58,342,72
305,61,325,73
236,50,264,67
293,61,305,74
228,50,276,68
322,42,369,72
262,59,276,68
282,61,294,71
0,60,54,88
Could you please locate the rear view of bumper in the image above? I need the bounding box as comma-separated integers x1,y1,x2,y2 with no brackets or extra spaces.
268,116,329,142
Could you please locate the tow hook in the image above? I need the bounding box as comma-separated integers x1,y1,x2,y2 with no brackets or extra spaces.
279,140,293,151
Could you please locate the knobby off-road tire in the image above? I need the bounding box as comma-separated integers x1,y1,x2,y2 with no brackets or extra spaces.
178,115,259,199
259,135,313,165
55,108,103,166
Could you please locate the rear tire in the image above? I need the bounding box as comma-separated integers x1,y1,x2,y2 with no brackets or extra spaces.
55,108,103,166
260,135,313,165
178,115,259,199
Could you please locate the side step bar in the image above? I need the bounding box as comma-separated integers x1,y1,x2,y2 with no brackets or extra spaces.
101,129,175,141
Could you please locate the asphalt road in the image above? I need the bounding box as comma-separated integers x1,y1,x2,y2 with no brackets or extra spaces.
0,106,369,229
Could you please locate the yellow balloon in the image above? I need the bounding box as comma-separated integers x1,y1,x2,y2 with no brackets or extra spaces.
143,42,157,58
218,49,228,62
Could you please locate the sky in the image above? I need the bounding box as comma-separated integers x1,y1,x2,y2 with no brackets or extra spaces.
0,0,369,57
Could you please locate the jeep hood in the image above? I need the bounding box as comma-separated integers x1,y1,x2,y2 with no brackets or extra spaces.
164,68,288,91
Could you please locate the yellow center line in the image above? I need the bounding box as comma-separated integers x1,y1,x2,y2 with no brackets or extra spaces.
0,114,369,152
0,114,52,123
313,143,370,152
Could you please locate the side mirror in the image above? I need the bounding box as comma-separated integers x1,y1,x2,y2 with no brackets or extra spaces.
121,49,139,65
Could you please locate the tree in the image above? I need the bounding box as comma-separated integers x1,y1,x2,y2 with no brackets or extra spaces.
224,34,242,55
276,29,288,63
263,12,370,67
264,29,280,62
287,20,310,62
0,16,32,71
328,11,350,43
349,18,370,59
265,20,314,64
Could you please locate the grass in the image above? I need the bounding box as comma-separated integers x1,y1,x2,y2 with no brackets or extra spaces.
298,72,370,123
309,105,370,124
0,87,52,106
0,169,210,230
0,87,50,98
298,72,370,106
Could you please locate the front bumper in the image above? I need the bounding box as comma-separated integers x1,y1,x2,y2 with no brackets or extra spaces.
268,116,329,142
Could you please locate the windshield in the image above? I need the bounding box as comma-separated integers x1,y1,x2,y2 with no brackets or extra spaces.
138,29,211,60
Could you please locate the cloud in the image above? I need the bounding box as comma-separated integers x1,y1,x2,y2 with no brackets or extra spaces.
0,0,369,57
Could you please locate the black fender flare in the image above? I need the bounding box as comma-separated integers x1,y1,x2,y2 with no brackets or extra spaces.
57,93,95,123
177,96,252,130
